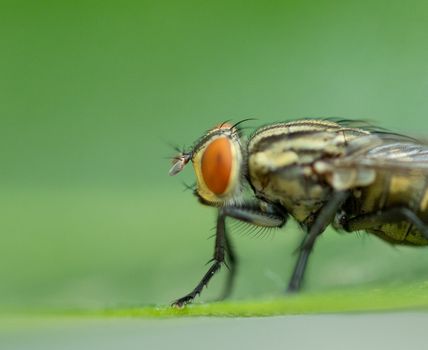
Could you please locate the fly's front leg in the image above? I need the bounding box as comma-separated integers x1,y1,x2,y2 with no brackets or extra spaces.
172,201,287,307
287,191,349,293
172,213,226,308
218,202,287,300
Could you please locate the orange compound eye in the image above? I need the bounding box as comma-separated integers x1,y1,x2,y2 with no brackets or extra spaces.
201,137,233,195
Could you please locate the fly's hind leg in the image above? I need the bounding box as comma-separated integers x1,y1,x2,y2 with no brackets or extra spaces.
341,207,428,239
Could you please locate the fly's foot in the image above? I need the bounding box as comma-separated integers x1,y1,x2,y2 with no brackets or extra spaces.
171,292,198,308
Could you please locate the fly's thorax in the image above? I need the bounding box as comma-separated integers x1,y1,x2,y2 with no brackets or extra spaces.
248,144,331,223
191,124,245,205
248,119,369,155
250,162,330,223
247,119,371,223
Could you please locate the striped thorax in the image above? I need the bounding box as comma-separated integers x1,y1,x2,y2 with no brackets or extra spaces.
247,120,370,224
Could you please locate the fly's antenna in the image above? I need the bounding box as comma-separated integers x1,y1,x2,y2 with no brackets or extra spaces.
169,151,192,176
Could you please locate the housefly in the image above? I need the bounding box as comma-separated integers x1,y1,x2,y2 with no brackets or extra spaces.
169,119,428,307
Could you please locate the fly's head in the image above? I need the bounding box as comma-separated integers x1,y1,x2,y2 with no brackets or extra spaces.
169,122,245,206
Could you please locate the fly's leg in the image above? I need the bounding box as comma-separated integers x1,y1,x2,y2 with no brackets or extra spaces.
172,202,286,307
287,191,349,293
172,213,226,308
218,203,286,300
342,207,428,239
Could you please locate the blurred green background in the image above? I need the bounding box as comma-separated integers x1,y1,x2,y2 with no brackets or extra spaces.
2,0,428,311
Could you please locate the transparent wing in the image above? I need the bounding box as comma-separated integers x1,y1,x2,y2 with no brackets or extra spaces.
316,134,428,190
342,135,428,170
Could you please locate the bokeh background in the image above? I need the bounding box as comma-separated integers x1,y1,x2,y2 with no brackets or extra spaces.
2,0,428,311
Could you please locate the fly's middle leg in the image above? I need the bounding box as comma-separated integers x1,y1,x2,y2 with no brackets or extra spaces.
287,191,349,293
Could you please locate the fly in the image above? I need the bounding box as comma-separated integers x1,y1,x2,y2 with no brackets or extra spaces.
169,119,428,307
